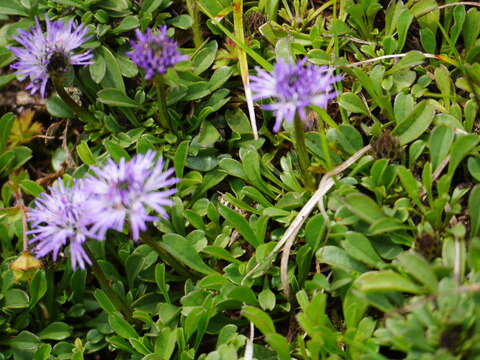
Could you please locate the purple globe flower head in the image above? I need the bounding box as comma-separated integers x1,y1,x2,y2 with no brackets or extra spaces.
250,58,342,132
127,26,187,80
27,180,95,271
8,16,93,98
84,151,178,241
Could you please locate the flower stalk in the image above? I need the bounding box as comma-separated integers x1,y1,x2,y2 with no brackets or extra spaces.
84,246,132,321
52,77,96,124
293,113,315,191
141,231,196,278
153,75,171,129
185,0,203,48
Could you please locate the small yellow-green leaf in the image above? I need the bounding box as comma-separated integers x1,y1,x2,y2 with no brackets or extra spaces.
355,271,423,294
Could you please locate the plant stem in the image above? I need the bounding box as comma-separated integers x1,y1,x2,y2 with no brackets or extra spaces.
52,77,96,123
141,231,195,278
84,246,132,321
186,0,203,48
317,117,333,172
293,114,315,191
153,75,170,129
233,0,258,140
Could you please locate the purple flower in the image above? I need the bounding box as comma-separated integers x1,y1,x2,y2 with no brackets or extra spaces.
127,26,186,80
8,16,93,98
250,59,342,132
27,181,94,271
84,151,178,241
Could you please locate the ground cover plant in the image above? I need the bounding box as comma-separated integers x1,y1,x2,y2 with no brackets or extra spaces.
1,0,480,359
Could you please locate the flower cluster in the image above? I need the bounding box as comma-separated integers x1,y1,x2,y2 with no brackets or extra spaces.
27,151,178,270
8,16,93,98
250,59,342,132
127,26,186,80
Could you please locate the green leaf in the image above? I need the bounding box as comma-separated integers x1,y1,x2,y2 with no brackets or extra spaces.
0,112,14,153
265,333,290,360
12,146,32,170
463,8,480,50
447,134,479,178
141,0,164,14
99,46,125,92
241,305,276,335
20,180,44,197
219,158,246,179
347,66,393,121
434,65,452,103
468,157,480,182
192,121,220,147
113,15,140,34
167,14,193,29
387,51,425,74
209,66,233,91
228,286,259,305
355,270,424,293
94,289,117,314
397,252,438,292
109,313,139,339
5,289,29,309
429,126,454,171
316,246,368,273
226,108,252,134
203,246,241,264
368,217,410,235
420,27,436,53
184,82,212,101
162,233,217,275
98,88,139,107
335,124,364,155
104,140,130,162
394,93,414,123
89,52,106,84
125,254,145,288
155,263,171,303
9,331,40,360
241,148,275,198
174,140,189,178
218,204,261,247
305,214,327,251
450,5,466,45
129,338,151,355
338,93,369,115
77,141,96,166
29,270,47,308
33,344,52,360
392,101,434,145
343,193,386,224
152,327,177,360
38,322,72,340
258,288,276,311
46,95,75,118
396,165,423,209
107,335,136,353
469,185,480,237
153,327,177,359
0,0,28,15
342,232,385,268
191,41,218,75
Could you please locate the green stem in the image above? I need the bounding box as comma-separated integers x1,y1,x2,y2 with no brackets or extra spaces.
186,0,203,48
293,114,315,191
153,75,170,129
84,246,132,321
317,117,333,172
52,77,95,123
141,231,196,278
